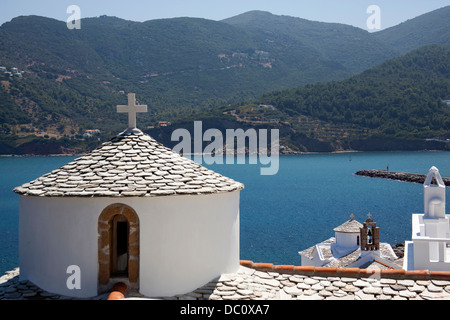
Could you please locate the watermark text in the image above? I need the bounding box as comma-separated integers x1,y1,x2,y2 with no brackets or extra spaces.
67,5,81,30
172,121,279,175
66,265,81,290
366,5,381,30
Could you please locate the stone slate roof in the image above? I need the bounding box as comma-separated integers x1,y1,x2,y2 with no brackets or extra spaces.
13,129,244,197
299,238,399,269
298,238,334,260
333,219,363,233
324,243,399,268
325,247,362,268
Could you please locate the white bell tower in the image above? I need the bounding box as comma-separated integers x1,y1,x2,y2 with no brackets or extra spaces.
423,166,449,239
404,166,450,271
424,166,446,219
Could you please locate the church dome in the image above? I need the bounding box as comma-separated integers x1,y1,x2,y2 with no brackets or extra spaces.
14,128,244,197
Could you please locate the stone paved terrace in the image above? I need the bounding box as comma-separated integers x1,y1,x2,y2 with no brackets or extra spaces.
3,261,450,300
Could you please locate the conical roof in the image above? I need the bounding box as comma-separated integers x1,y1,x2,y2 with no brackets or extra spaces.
333,219,363,233
14,128,244,197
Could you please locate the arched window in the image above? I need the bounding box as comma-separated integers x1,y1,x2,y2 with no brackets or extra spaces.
98,204,139,292
368,226,373,244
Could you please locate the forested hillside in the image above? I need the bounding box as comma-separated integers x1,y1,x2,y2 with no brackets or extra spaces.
0,7,449,154
255,44,450,151
374,6,450,54
167,44,449,153
1,13,385,129
222,10,398,74
260,44,450,134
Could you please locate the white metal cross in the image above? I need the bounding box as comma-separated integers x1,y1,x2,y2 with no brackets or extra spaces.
117,93,147,129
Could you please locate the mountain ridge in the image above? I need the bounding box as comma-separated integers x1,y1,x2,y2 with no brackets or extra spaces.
373,5,450,54
0,7,449,154
222,10,399,74
156,43,449,154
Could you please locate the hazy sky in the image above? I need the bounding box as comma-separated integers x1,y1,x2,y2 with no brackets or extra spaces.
1,0,449,31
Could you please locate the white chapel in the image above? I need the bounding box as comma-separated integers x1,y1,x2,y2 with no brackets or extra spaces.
299,214,401,270
13,93,244,298
404,166,450,271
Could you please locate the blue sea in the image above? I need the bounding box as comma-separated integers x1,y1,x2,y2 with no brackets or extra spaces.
1,151,449,275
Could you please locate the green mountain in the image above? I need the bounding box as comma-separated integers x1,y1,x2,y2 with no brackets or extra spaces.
0,7,449,154
254,44,450,152
222,10,398,74
374,5,450,54
141,44,450,154
0,12,393,114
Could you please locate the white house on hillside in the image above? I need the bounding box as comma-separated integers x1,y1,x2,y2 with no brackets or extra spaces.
404,166,450,271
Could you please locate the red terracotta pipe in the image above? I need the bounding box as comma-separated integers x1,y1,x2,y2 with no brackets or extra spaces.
107,282,127,300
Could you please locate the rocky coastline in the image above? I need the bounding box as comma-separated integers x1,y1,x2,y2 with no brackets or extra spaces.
355,169,450,186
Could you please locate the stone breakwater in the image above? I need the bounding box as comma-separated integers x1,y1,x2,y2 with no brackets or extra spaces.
355,169,450,186
3,264,450,300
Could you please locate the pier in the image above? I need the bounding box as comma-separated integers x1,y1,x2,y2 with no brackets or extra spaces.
355,169,450,187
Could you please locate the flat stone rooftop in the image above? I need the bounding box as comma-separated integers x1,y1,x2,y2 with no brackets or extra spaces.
2,261,450,300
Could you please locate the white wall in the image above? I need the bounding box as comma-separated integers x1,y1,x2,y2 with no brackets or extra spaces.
407,213,450,271
335,232,359,250
300,255,314,267
424,167,446,219
138,191,240,297
19,196,100,298
19,191,240,298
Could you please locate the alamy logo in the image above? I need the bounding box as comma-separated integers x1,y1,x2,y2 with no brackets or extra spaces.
171,121,280,175
66,265,81,290
67,5,81,30
366,5,381,30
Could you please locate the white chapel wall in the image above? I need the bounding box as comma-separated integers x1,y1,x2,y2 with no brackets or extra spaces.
18,191,240,298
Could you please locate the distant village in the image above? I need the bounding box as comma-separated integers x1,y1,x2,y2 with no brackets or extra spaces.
0,66,23,78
